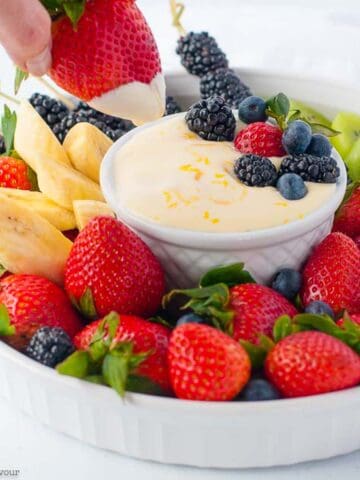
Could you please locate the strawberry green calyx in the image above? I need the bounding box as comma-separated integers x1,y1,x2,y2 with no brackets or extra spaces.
56,312,156,396
164,283,234,335
71,287,98,320
199,262,256,288
0,304,15,337
266,92,340,137
163,263,256,335
41,0,86,28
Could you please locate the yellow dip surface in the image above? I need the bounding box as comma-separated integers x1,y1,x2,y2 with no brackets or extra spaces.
115,115,336,233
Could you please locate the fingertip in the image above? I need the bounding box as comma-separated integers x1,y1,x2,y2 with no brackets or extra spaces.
25,44,52,76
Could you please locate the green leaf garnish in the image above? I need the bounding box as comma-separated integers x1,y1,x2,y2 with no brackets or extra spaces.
0,304,15,336
1,106,17,155
309,123,341,138
200,263,256,288
266,93,290,118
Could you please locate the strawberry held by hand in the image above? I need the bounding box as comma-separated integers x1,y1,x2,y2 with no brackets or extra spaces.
0,274,82,350
58,312,171,394
44,0,165,124
65,216,165,320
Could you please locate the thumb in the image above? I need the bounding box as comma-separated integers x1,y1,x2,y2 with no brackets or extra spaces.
0,0,52,76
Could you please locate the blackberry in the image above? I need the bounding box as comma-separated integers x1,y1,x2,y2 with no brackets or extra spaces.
53,112,88,143
185,96,236,142
29,93,69,129
165,96,181,115
25,326,74,368
234,154,278,187
200,68,252,109
0,135,5,155
74,101,135,132
279,154,340,183
176,31,228,77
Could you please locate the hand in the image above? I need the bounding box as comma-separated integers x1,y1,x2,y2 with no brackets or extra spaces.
0,0,52,76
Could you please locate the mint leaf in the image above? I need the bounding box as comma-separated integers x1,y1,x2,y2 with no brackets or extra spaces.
200,263,256,288
14,68,29,95
0,304,15,336
56,350,90,378
1,106,17,155
310,123,340,137
266,93,290,118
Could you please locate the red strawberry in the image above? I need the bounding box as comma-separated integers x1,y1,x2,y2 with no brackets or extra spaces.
230,284,297,343
0,274,82,350
49,0,165,123
301,233,360,314
168,323,251,401
355,236,360,250
332,186,360,239
64,216,165,319
0,156,34,190
265,331,360,398
74,313,171,392
234,122,286,157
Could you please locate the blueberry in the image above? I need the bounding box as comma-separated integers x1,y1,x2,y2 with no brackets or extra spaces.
240,379,281,401
282,120,312,155
276,173,308,200
306,134,332,157
176,313,207,327
238,96,268,124
304,301,335,319
271,268,302,300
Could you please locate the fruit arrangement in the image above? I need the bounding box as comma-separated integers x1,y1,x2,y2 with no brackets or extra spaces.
0,0,359,406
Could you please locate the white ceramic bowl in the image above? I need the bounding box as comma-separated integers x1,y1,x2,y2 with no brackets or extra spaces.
0,70,358,470
101,73,347,288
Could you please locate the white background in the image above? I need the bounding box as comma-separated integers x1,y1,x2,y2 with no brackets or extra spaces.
1,1,360,479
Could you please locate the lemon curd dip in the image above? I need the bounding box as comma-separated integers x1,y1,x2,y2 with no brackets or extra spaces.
114,114,337,233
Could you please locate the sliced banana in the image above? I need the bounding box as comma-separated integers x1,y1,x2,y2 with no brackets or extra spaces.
14,101,70,171
0,188,76,231
36,156,104,210
73,200,114,230
64,123,113,183
0,194,72,284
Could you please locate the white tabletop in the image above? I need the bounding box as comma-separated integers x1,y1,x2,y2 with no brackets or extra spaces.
1,1,360,478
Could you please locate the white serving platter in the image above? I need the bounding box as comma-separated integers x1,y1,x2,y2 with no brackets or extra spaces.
0,69,359,469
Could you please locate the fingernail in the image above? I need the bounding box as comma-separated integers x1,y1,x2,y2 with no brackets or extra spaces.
26,45,52,76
